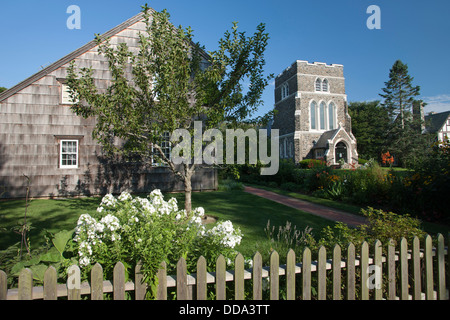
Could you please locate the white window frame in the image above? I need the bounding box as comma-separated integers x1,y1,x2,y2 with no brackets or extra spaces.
152,132,172,166
60,140,79,169
61,84,77,105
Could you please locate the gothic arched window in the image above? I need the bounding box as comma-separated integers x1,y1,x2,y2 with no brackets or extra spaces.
315,78,322,91
310,101,317,130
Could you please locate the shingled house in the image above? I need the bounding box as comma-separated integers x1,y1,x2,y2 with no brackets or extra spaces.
424,110,450,142
0,10,217,199
272,60,358,165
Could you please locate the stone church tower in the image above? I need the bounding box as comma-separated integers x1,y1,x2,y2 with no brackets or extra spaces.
272,60,358,165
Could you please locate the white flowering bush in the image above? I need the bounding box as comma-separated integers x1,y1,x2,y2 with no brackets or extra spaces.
73,190,242,297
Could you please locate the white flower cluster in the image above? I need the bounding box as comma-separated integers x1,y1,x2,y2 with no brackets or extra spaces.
74,190,243,268
97,193,118,213
74,212,123,267
205,220,242,249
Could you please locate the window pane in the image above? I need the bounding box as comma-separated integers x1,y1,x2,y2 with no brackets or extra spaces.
320,102,326,130
310,101,317,129
315,79,322,91
322,79,328,92
329,102,335,130
61,140,78,168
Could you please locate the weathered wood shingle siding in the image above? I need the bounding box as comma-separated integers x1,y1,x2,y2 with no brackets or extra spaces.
0,11,216,199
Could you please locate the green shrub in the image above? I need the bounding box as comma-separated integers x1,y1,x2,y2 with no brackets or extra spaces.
218,179,245,191
280,182,299,192
298,159,327,169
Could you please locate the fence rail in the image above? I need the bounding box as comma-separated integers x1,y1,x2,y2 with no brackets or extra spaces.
1,234,448,300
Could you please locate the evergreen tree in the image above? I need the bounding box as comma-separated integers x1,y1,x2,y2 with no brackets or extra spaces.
379,60,431,168
348,101,389,161
380,60,420,129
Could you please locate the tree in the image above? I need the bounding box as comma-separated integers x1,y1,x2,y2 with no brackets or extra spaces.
379,60,430,168
380,60,420,129
0,87,7,94
67,6,272,212
348,101,389,161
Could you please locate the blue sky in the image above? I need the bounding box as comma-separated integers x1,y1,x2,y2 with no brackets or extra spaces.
1,0,449,117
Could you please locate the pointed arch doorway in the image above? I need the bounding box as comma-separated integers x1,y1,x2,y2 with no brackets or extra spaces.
335,142,348,163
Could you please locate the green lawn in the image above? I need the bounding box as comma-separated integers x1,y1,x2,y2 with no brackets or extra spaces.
2,188,446,260
0,197,101,250
0,190,336,257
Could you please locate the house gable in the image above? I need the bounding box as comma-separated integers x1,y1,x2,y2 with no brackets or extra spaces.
0,8,216,199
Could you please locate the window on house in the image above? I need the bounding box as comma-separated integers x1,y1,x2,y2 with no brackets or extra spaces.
319,102,326,130
315,78,322,91
310,101,317,130
152,132,171,166
315,149,324,159
328,102,336,130
322,79,329,92
60,140,78,169
61,84,77,105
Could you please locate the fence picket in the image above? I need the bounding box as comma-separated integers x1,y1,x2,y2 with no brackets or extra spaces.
318,246,326,300
286,249,296,300
0,270,6,300
113,262,125,300
448,232,450,296
387,239,396,300
253,252,262,300
156,261,167,300
412,237,421,300
135,261,147,300
333,244,341,300
67,265,80,300
44,266,57,300
346,243,355,300
437,234,446,300
374,240,382,300
235,253,245,300
90,263,103,300
424,235,434,300
18,268,33,300
400,238,408,300
177,258,188,300
360,242,369,300
216,255,226,300
302,247,311,300
270,250,279,300
196,257,207,301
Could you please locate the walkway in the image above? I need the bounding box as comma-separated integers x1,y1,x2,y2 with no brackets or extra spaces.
244,186,367,227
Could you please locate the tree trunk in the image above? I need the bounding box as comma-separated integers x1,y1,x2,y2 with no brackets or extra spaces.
183,164,194,214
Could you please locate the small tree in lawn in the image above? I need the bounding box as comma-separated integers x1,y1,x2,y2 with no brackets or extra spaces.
67,6,272,213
